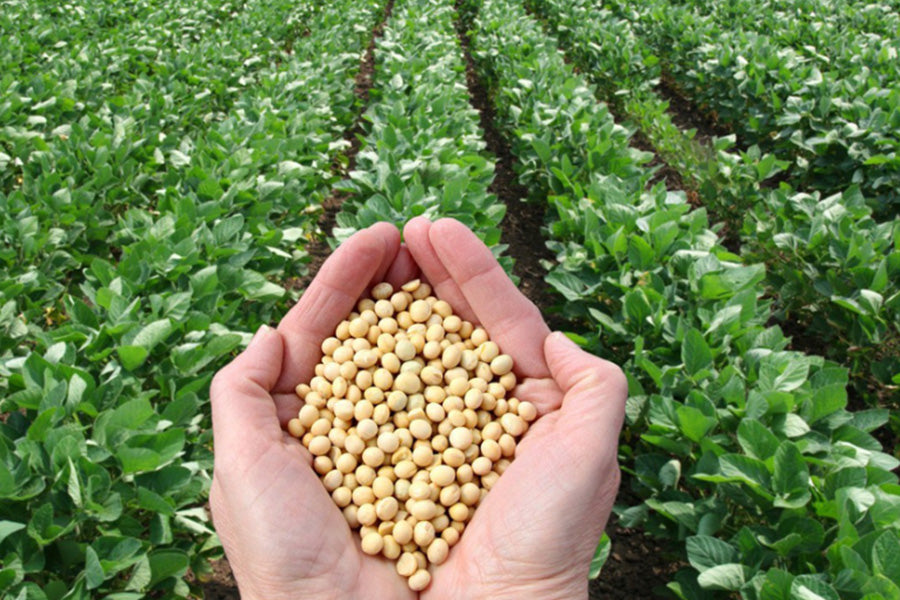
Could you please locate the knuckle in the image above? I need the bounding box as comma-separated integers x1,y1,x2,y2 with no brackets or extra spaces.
209,368,232,400
587,358,628,397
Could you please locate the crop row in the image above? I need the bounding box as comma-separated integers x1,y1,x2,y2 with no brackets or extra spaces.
333,0,507,257
521,0,774,232
695,0,900,56
0,0,386,596
523,0,899,417
0,0,322,274
460,0,900,597
607,0,900,216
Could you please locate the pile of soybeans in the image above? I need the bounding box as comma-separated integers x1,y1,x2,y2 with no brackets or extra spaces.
287,279,537,590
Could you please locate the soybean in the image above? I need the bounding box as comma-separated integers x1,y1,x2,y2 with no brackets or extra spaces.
290,279,536,591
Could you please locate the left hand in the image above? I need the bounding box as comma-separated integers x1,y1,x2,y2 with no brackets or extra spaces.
209,223,419,600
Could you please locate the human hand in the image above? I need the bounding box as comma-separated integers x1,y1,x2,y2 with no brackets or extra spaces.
209,223,420,600
403,217,627,600
209,217,626,599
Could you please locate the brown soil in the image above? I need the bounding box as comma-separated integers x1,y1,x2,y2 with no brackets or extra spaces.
656,75,732,147
201,560,238,600
589,517,682,599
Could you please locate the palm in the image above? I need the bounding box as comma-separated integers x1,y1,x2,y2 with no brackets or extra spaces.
236,404,414,599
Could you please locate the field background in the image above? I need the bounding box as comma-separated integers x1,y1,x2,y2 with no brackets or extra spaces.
1,0,898,598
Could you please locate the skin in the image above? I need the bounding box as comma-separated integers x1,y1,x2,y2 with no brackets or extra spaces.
209,217,627,600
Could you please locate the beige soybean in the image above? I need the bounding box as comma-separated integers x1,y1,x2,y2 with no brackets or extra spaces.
430,464,456,487
427,538,450,565
383,534,402,560
290,279,537,591
393,520,413,545
397,552,418,577
361,532,385,555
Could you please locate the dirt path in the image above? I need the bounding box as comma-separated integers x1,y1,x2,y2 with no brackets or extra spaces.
285,0,397,294
656,75,732,147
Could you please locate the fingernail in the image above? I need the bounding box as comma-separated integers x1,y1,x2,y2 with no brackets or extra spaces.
248,324,271,349
550,331,579,349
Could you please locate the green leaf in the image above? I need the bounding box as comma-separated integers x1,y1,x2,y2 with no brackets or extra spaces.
532,137,551,163
131,319,173,352
759,568,794,600
682,329,713,376
719,453,772,490
0,521,26,544
773,442,810,508
677,405,717,443
872,530,900,582
737,419,780,460
0,462,14,496
686,536,738,572
697,563,748,590
779,414,811,438
790,575,839,600
67,459,82,508
136,488,175,516
27,503,71,546
85,547,105,590
127,555,151,592
772,358,810,393
212,215,245,243
116,346,149,371
148,550,189,586
588,533,611,579
806,384,846,424
117,448,161,474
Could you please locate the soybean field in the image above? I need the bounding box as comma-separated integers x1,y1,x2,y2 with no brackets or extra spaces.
1,0,898,598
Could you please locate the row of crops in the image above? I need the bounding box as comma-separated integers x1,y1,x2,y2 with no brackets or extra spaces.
1,0,387,595
1,0,898,598
523,0,900,409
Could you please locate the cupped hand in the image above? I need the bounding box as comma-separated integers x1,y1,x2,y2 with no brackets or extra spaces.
209,223,420,600
209,217,627,600
403,218,627,600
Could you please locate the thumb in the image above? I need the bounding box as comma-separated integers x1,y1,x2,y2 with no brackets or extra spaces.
211,325,286,456
543,332,627,451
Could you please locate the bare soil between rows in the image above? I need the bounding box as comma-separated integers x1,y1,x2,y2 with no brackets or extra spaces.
286,0,396,293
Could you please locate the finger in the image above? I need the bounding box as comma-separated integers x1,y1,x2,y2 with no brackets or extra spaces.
544,332,627,455
273,391,304,427
403,216,476,320
384,245,420,289
368,222,404,288
274,223,401,392
210,325,285,459
428,218,551,378
513,377,564,417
